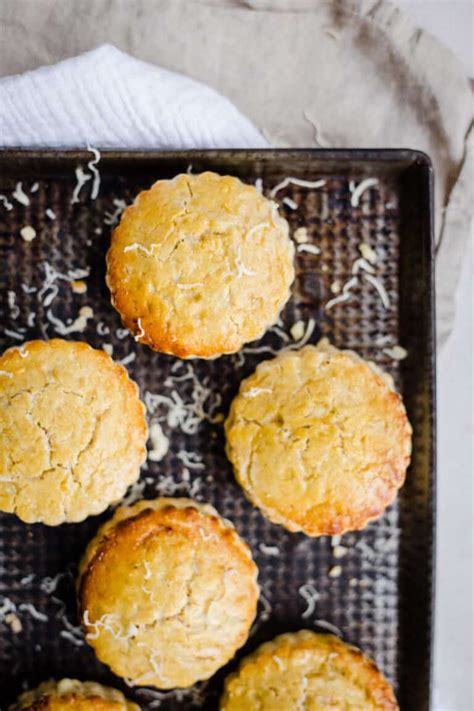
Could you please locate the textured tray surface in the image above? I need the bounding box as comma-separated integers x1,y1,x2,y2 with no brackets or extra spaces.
0,150,435,711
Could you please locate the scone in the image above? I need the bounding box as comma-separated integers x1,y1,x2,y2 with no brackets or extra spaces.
106,172,294,358
78,497,259,688
225,339,412,536
220,631,398,710
8,679,139,710
0,339,147,525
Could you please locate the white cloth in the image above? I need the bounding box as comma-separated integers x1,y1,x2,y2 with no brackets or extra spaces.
0,44,267,149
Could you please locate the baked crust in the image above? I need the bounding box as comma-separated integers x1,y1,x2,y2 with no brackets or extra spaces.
78,497,259,688
220,630,398,710
105,172,295,358
224,340,412,536
0,339,147,525
9,679,139,711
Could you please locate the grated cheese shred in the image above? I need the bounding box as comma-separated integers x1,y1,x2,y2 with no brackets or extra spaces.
349,178,378,207
363,273,390,309
148,422,170,462
282,196,298,210
71,167,92,204
12,182,30,206
86,146,101,200
359,242,378,264
298,583,320,619
270,176,326,198
297,243,320,255
104,199,128,226
0,194,13,210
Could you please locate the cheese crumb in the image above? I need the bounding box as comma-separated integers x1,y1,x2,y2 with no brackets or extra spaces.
333,545,348,559
5,612,22,633
293,227,309,244
70,280,87,294
330,280,341,294
20,226,36,242
258,543,280,556
45,208,56,220
290,320,305,341
383,345,408,361
328,565,342,578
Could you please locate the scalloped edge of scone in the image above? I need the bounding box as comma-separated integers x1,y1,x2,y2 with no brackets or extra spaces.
105,172,295,359
0,339,148,525
77,497,259,688
224,339,412,537
8,679,140,710
220,630,399,711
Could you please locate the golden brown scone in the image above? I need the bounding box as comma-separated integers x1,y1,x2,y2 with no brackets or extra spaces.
225,339,412,536
78,497,259,688
220,631,399,710
8,679,139,711
105,172,294,358
0,339,147,525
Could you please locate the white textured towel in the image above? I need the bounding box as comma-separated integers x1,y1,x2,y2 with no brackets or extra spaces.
0,44,267,149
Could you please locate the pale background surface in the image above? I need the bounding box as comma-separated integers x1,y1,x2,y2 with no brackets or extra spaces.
397,5,473,711
0,1,472,709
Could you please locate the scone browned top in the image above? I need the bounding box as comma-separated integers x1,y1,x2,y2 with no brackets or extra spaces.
106,172,294,358
9,679,139,711
0,340,147,525
78,498,259,689
225,340,412,536
220,631,399,710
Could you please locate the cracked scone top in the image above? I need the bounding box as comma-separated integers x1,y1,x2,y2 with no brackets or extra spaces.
9,679,139,711
78,497,259,688
225,340,412,536
105,172,295,358
220,631,399,710
0,339,147,525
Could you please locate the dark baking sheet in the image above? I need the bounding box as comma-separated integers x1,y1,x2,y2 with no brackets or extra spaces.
0,149,435,710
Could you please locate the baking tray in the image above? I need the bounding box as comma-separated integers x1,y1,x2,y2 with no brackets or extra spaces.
0,149,435,710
